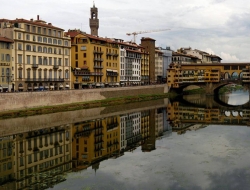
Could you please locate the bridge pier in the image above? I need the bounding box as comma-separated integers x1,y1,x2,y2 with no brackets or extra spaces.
205,83,215,95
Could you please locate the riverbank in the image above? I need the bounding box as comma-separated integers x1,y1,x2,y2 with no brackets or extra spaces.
0,93,173,120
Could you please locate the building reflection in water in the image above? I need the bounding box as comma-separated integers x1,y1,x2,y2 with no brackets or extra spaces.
0,105,171,189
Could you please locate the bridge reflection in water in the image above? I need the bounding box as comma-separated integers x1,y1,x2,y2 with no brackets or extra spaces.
168,94,250,135
0,97,250,189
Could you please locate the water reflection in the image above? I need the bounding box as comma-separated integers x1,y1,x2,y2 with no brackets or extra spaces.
219,89,249,106
0,96,250,189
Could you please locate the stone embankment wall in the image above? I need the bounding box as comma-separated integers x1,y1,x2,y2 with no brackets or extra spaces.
0,85,168,111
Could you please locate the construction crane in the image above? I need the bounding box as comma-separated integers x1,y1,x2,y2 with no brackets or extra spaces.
126,29,170,43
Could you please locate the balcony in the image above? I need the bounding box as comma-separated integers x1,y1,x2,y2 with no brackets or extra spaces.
90,72,103,76
93,50,104,54
106,52,112,56
74,71,91,76
107,72,118,76
53,65,59,69
94,65,103,69
94,58,103,62
25,78,65,82
32,64,38,68
113,53,119,57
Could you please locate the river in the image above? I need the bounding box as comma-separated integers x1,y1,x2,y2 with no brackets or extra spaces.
0,92,249,190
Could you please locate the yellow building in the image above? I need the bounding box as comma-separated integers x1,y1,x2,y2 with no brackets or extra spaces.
0,16,71,91
72,116,120,170
66,30,120,89
0,37,13,92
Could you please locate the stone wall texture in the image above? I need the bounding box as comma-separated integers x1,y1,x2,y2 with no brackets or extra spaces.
0,85,168,111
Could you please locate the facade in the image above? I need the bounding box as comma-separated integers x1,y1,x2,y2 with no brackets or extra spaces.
0,37,13,92
72,116,120,170
89,3,99,36
141,37,156,84
177,47,222,63
67,30,120,89
0,16,71,91
116,40,144,86
155,48,163,83
14,125,72,189
158,47,172,83
141,47,150,85
172,52,199,64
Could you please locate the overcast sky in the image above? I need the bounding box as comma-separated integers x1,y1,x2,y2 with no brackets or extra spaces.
1,0,250,62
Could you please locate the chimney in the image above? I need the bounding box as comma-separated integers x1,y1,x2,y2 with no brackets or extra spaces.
30,18,33,22
48,23,52,25
37,15,39,20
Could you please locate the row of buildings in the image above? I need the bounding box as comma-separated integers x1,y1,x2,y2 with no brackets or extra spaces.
0,107,171,189
0,4,222,92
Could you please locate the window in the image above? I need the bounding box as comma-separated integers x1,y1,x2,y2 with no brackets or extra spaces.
18,43,22,50
58,40,62,45
33,56,36,64
84,53,86,58
37,27,41,34
49,57,52,65
43,28,47,35
44,70,47,79
54,48,57,54
59,49,61,54
53,30,56,36
18,54,22,63
33,35,36,41
48,48,52,53
81,46,86,50
26,45,31,51
27,69,30,79
58,58,62,66
18,69,22,78
43,57,47,65
65,41,68,46
26,24,30,32
53,39,57,44
48,38,52,44
65,49,68,55
65,70,69,79
38,70,42,79
65,58,68,66
18,33,21,39
32,26,36,33
43,47,47,53
58,31,61,37
48,29,51,35
26,34,30,40
6,54,10,62
38,36,42,42
27,55,30,64
33,45,36,52
38,46,42,52
38,57,42,65
54,58,57,65
43,37,47,43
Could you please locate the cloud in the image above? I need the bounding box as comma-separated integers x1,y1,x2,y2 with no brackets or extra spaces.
220,52,240,62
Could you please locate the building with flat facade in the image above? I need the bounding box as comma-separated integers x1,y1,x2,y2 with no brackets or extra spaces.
0,37,13,92
155,48,163,83
66,30,120,89
0,16,71,91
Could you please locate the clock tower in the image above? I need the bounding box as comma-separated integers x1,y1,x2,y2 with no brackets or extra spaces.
89,2,99,36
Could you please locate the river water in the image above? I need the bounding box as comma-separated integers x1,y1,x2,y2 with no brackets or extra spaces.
0,92,249,190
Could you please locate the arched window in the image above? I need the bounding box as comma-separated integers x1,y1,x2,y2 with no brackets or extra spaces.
38,46,42,52
48,38,52,44
26,45,31,51
43,37,47,43
43,47,47,53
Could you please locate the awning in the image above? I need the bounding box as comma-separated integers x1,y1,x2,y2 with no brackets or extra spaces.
34,87,38,89
75,68,81,70
28,87,32,89
65,85,69,88
45,86,49,89
39,86,44,88
18,87,24,89
113,70,118,73
82,83,88,85
50,86,54,88
96,83,100,87
115,83,120,86
107,69,112,72
59,85,63,88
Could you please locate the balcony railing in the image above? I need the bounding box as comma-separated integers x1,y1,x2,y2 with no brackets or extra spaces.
94,65,103,69
53,65,59,69
93,50,104,54
94,58,103,62
32,64,38,68
74,71,91,76
25,78,65,82
107,72,118,76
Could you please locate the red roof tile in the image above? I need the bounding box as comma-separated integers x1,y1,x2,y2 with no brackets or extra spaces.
0,36,13,43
